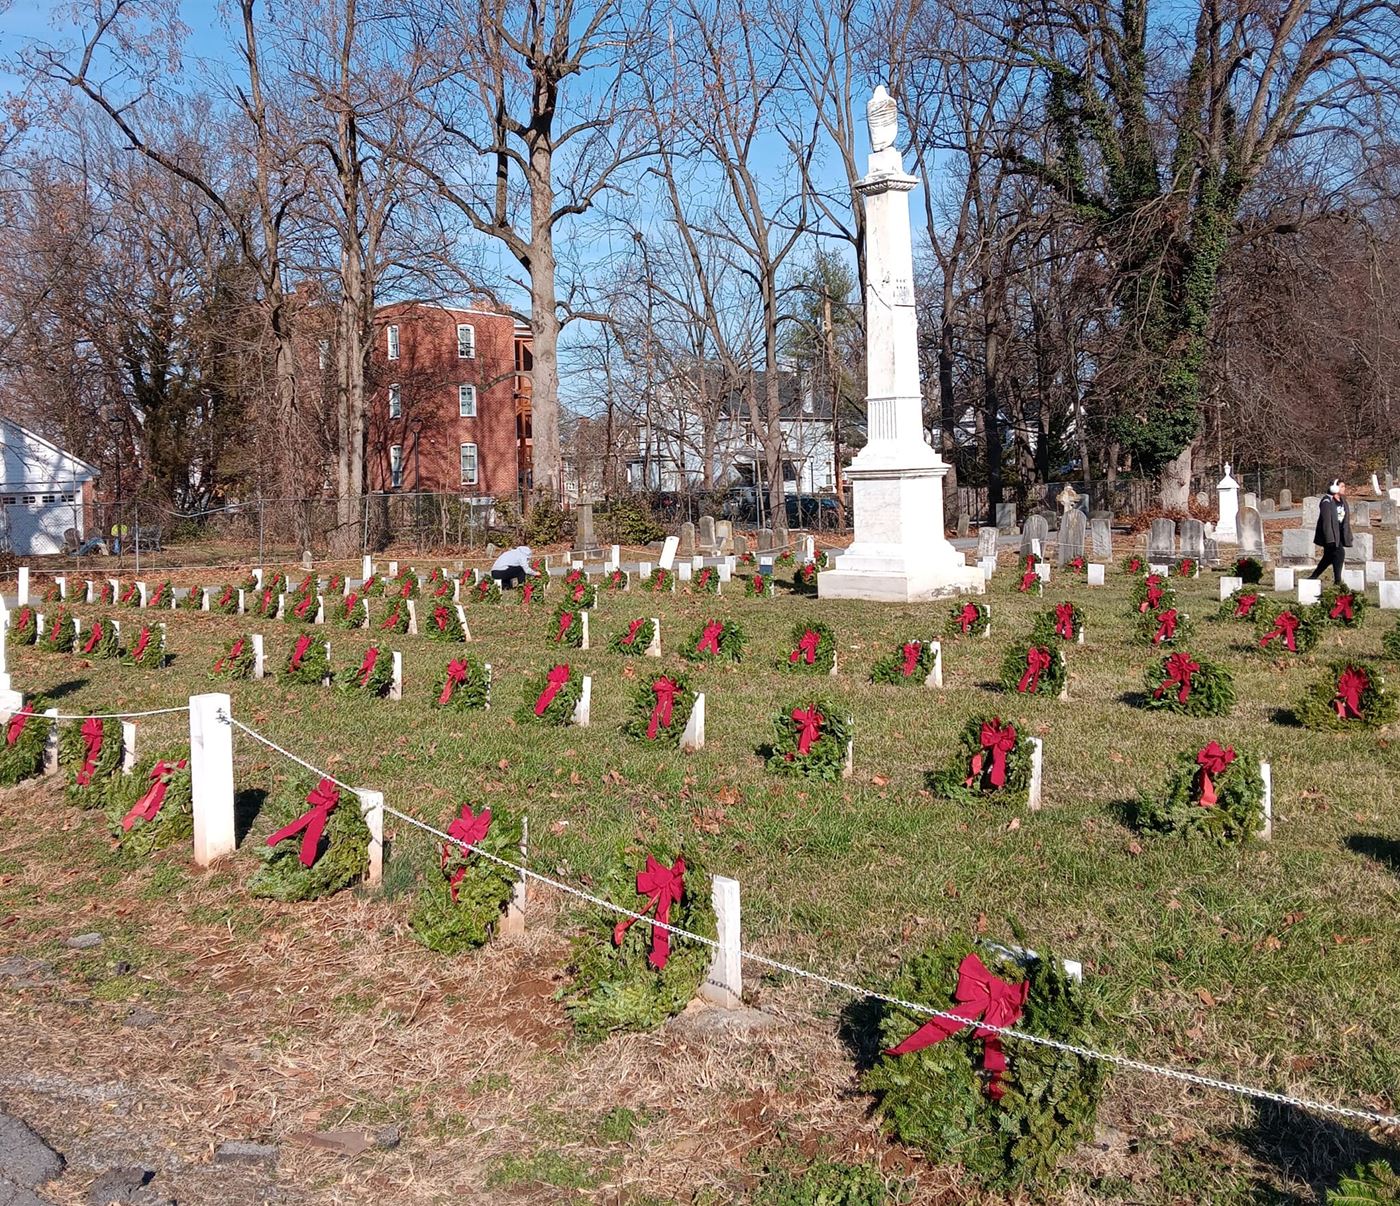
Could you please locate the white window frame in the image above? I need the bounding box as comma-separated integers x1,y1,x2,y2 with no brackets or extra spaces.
389,444,403,488
388,383,401,419
458,384,477,418
459,442,478,486
386,324,400,361
456,323,476,359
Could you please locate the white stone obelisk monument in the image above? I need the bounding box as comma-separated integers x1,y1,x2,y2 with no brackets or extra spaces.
1215,464,1239,544
819,88,983,602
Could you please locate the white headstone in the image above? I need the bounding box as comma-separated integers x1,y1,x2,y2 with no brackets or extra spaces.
1342,568,1366,592
121,721,137,772
358,790,384,886
680,691,704,752
1215,465,1239,543
1259,762,1273,841
1087,563,1105,586
698,874,741,1008
1028,737,1043,810
1219,575,1243,601
572,675,592,727
251,634,265,679
926,639,943,689
1297,579,1322,605
42,707,58,774
406,600,418,636
658,536,680,571
580,609,590,651
1273,567,1296,593
16,567,29,606
1380,581,1400,610
646,617,662,658
390,651,403,700
189,693,235,867
1366,559,1387,584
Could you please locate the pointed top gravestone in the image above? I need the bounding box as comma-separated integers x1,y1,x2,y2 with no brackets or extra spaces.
1021,514,1049,557
1215,464,1239,543
1056,510,1086,565
1147,518,1176,562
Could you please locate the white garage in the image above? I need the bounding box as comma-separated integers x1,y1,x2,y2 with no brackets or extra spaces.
0,419,97,556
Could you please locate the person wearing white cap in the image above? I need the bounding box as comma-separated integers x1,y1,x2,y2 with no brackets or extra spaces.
1309,479,1352,585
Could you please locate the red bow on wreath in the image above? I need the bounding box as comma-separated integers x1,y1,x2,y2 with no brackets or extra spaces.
621,618,645,647
1259,611,1299,651
572,583,587,603
647,676,678,740
294,593,315,619
75,716,103,787
344,592,360,616
213,639,244,674
48,616,63,642
534,665,571,716
1018,569,1037,592
1334,666,1369,720
439,659,469,705
357,646,379,688
1235,593,1258,618
121,759,187,831
522,582,537,603
477,578,491,597
696,621,723,655
1016,647,1051,694
290,634,312,672
150,584,165,606
5,705,33,747
1140,582,1164,613
1194,742,1235,807
652,571,667,592
1330,593,1355,621
1054,603,1075,640
82,622,103,654
966,719,1016,788
957,603,979,634
752,574,765,594
381,608,401,631
556,610,574,641
790,705,824,755
613,855,685,971
132,628,151,661
261,588,274,613
885,952,1029,1100
434,606,450,632
1154,652,1199,704
900,642,922,677
400,580,413,599
1153,609,1178,644
265,777,340,866
441,804,491,900
790,629,821,666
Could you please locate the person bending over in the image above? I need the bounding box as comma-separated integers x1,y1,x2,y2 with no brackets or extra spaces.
490,545,538,591
1309,479,1352,585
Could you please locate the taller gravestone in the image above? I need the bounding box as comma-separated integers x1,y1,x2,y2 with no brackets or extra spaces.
574,501,598,557
976,527,998,561
1090,518,1113,561
1215,465,1239,544
1056,510,1086,565
818,88,983,601
698,515,717,551
995,502,1017,534
1180,519,1206,563
678,522,696,558
1239,507,1266,559
1021,514,1049,557
1147,519,1176,563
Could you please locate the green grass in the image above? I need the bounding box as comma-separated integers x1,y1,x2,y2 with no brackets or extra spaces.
8,551,1400,1197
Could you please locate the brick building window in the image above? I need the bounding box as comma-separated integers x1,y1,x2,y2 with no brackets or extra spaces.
458,384,476,418
388,383,401,419
387,324,400,360
459,442,478,486
456,324,476,359
390,444,403,488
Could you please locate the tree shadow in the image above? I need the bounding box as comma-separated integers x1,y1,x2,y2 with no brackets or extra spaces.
1230,1098,1398,1202
837,993,886,1074
1107,798,1141,830
1345,834,1400,878
234,788,266,846
41,678,89,702
1118,690,1149,708
1269,707,1304,728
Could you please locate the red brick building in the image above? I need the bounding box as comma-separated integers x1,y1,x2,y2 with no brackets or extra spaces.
367,302,532,499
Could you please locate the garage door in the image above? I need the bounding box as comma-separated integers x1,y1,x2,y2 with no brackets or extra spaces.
1,496,82,555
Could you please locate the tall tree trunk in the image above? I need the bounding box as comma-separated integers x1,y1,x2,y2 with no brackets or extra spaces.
1159,439,1194,510
529,144,562,503
983,324,1003,517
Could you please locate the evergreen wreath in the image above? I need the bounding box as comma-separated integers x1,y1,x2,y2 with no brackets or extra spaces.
178,585,203,610
1135,606,1193,647
124,624,166,669
815,550,831,569
325,572,345,595
409,804,523,953
1255,604,1321,654
1327,1160,1400,1204
1234,556,1265,584
743,571,776,598
7,606,36,646
470,575,502,605
334,591,368,629
691,565,721,595
1130,573,1174,615
1217,588,1264,623
426,574,454,601
862,935,1105,1190
39,609,76,653
213,584,239,615
1321,584,1368,628
238,571,259,592
559,848,716,1042
623,672,697,745
104,755,193,858
335,643,393,697
281,633,330,686
774,549,796,568
1013,558,1044,596
1382,620,1400,662
376,599,410,634
1132,743,1264,845
999,642,1067,697
360,572,386,597
391,569,419,599
1121,554,1146,574
610,617,655,655
61,716,124,806
1176,557,1198,578
78,617,120,660
0,704,51,787
1143,651,1235,718
432,652,491,710
145,580,174,609
248,772,370,902
782,621,837,674
1065,556,1087,575
644,567,675,593
520,576,549,606
248,585,279,619
562,577,598,609
263,571,289,596
765,698,851,779
118,581,142,608
284,588,319,625
211,634,255,679
681,618,746,663
423,602,467,642
1297,659,1398,731
737,551,756,568
549,603,585,647
871,638,937,685
41,579,65,603
946,600,991,638
792,561,819,594
516,662,582,725
1031,602,1084,644
603,568,629,591
928,716,1034,807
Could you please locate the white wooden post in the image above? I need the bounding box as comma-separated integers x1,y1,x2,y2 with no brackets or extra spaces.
252,568,264,589
390,651,403,700
455,604,471,641
17,567,29,606
107,577,119,602
698,875,742,1009
926,639,943,689
580,609,590,651
200,587,211,612
42,707,58,774
275,593,286,620
406,600,418,635
236,588,246,615
358,790,383,886
251,634,265,679
680,693,704,752
136,581,148,608
572,675,591,727
361,554,373,579
1028,737,1044,810
1259,761,1273,841
121,721,136,772
843,721,854,778
54,575,66,601
85,579,95,604
484,663,492,709
314,597,325,625
499,815,528,936
645,618,662,658
189,693,235,866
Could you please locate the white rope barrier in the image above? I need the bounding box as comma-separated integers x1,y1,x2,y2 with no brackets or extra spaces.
47,706,191,721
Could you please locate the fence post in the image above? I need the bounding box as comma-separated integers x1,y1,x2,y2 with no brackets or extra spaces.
699,875,743,1009
189,693,236,867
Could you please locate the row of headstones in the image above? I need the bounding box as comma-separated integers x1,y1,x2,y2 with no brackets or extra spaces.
1227,566,1400,610
983,513,1114,565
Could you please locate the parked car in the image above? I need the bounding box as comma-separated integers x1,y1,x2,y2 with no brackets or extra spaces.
784,495,841,529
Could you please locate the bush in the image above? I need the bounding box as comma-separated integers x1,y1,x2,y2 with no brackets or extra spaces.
603,496,664,546
525,496,567,546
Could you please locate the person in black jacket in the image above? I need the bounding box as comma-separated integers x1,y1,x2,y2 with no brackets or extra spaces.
1309,479,1352,584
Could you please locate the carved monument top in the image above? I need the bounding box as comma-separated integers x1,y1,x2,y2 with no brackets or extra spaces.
867,86,898,152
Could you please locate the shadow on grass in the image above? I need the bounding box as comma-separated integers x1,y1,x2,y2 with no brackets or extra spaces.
1345,833,1400,877
1107,798,1142,830
1269,707,1304,728
837,993,885,1074
42,678,89,702
1231,1098,1397,1203
234,788,266,846
1118,690,1149,708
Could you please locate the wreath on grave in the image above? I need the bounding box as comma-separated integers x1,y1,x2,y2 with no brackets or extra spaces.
1132,742,1264,844
1382,621,1400,663
376,599,410,634
816,550,831,569
470,575,502,605
610,617,655,656
238,572,259,593
564,578,598,609
946,600,991,639
211,634,255,680
623,672,697,745
1135,606,1193,648
335,644,393,697
520,576,548,606
41,579,65,603
213,584,239,615
62,716,124,806
1235,556,1265,585
691,565,720,595
249,585,279,619
284,588,319,625
178,585,203,611
334,591,367,629
425,566,448,590
743,572,776,598
103,755,193,858
145,581,173,610
392,570,419,599
423,602,467,643
78,617,121,660
1255,604,1321,655
1013,556,1044,596
603,568,629,592
0,704,51,787
248,772,370,902
1321,584,1368,628
1217,588,1263,623
681,618,746,663
409,803,523,953
124,624,166,669
1032,602,1084,644
264,571,289,596
1130,573,1174,615
559,847,716,1042
862,934,1105,1190
765,698,851,779
1176,557,1198,578
361,572,385,598
645,567,675,594
516,662,582,725
782,621,837,674
871,638,937,686
95,579,116,605
1121,555,1146,574
118,581,142,608
549,603,585,648
737,551,756,568
999,643,1067,698
326,572,345,596
291,574,315,600
928,717,1034,807
433,652,490,710
7,606,36,647
775,549,796,568
792,561,819,595
39,608,75,653
1065,556,1087,576
1297,660,1398,731
281,633,330,686
1143,651,1235,718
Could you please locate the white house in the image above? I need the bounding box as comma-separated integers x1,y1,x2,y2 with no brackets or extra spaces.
0,419,97,554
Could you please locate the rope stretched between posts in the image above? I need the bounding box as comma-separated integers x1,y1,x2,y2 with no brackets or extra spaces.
219,711,1400,1131
46,706,191,722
